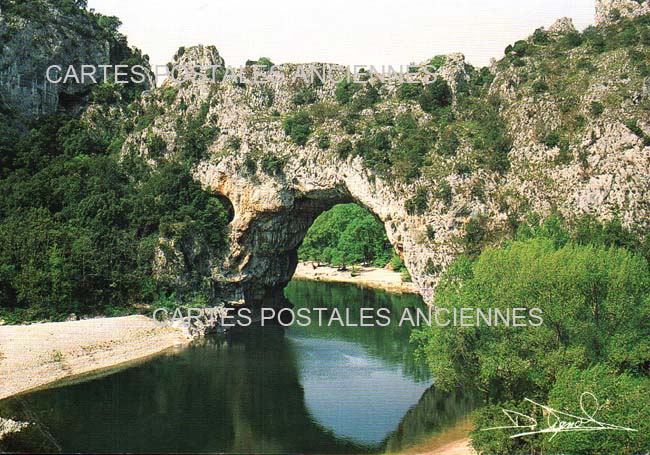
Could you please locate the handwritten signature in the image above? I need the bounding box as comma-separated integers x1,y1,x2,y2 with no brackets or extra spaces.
481,392,637,440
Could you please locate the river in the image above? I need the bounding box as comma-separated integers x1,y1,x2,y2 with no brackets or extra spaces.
0,280,477,453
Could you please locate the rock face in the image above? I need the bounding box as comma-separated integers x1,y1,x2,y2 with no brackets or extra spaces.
0,0,148,118
124,4,650,307
547,17,576,34
596,0,650,25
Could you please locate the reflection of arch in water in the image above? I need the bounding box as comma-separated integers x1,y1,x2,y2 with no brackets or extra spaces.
288,335,432,447
284,279,431,382
214,328,375,453
0,328,373,454
0,317,472,454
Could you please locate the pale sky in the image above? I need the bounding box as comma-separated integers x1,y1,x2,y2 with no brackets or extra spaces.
88,0,596,72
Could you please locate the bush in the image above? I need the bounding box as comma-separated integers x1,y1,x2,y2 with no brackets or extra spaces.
589,101,604,116
282,112,313,145
418,78,453,113
542,131,561,148
226,136,241,151
397,83,423,101
260,153,286,176
560,31,584,48
463,214,488,256
245,57,274,70
511,40,529,57
405,187,429,215
434,181,453,207
436,128,460,156
316,133,330,150
145,132,166,158
532,79,549,94
532,28,550,45
625,118,650,146
334,81,361,104
292,88,317,106
350,85,380,111
335,139,353,159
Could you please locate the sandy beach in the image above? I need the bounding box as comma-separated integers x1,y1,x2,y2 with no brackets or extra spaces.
394,418,477,455
0,315,188,401
293,262,419,295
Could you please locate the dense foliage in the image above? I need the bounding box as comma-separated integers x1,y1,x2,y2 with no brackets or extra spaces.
0,1,229,322
298,204,393,268
413,216,650,453
0,112,229,322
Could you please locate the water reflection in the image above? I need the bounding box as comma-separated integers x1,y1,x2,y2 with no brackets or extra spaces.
0,281,477,453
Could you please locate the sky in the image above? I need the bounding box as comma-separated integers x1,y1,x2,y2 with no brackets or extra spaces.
88,0,596,72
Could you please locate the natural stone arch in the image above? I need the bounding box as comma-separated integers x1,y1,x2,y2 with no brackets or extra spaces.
195,161,416,306
144,31,650,307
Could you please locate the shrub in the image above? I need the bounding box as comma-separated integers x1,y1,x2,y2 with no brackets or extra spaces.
145,132,166,158
532,28,550,44
335,139,353,159
350,85,380,111
532,79,549,93
542,131,561,148
245,57,274,70
316,133,330,150
397,83,423,101
162,86,178,105
589,101,604,116
436,128,460,156
418,78,453,113
560,31,583,48
282,112,313,145
434,180,453,207
390,253,407,272
335,81,361,104
292,88,317,106
625,118,650,145
405,188,429,215
463,214,489,256
511,40,529,57
582,26,606,53
260,153,286,176
226,136,241,151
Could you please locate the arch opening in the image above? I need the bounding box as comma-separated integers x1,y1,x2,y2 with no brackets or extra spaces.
212,191,412,308
296,203,400,272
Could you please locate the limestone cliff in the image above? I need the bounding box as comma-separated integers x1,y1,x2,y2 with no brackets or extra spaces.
0,0,150,119
596,0,650,25
123,3,650,306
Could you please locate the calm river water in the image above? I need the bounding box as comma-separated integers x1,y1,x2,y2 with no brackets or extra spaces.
0,280,477,453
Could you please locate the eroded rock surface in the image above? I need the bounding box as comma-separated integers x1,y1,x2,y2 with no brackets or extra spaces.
124,4,650,306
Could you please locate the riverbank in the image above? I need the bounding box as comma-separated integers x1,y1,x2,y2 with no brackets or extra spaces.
0,315,188,401
399,418,476,455
293,262,418,295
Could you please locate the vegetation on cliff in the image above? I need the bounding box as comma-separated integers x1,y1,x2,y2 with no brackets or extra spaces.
0,2,230,322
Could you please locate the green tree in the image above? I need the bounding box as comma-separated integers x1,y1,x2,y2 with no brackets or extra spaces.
298,204,392,267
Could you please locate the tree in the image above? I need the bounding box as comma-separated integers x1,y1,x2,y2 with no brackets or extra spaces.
298,204,391,267
414,238,650,397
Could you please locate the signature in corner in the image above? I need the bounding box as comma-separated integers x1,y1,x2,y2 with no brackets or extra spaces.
481,392,637,440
